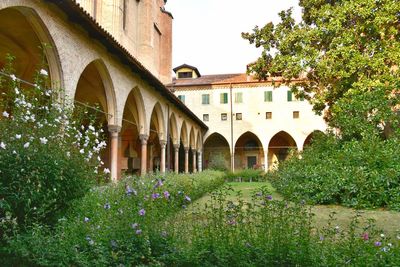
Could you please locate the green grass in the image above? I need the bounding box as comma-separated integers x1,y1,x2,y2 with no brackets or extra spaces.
194,181,400,237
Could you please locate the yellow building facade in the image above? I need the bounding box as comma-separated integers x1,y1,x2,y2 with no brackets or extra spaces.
169,64,327,171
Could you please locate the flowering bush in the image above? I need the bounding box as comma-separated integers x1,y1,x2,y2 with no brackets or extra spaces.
0,58,107,239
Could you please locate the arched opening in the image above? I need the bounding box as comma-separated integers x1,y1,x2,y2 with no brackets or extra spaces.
203,132,230,171
303,130,324,148
179,121,188,173
147,103,164,172
189,127,196,172
120,89,144,175
234,132,264,170
168,112,178,171
74,60,114,171
0,7,61,93
268,131,297,170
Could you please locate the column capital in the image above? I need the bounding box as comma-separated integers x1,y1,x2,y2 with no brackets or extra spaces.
108,124,121,133
139,134,149,145
160,140,167,148
184,146,190,153
191,148,197,153
173,143,180,150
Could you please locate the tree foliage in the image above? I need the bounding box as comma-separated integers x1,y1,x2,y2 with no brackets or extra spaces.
242,0,400,140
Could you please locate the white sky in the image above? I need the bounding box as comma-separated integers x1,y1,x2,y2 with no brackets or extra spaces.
165,0,302,75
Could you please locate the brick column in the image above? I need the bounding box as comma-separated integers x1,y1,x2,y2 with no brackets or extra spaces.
108,125,121,182
139,134,148,176
192,149,197,173
174,144,179,173
184,147,189,174
160,140,167,174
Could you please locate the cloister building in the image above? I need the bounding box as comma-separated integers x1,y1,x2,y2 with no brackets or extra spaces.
168,65,327,171
0,0,206,181
1,0,328,177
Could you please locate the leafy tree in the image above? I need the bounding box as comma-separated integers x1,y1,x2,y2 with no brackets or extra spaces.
242,0,400,140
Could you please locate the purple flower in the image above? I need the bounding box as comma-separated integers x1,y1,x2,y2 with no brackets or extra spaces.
374,241,382,247
182,205,187,209
227,219,237,225
136,229,142,235
256,192,263,197
153,179,163,189
152,193,160,199
126,186,137,196
319,235,324,241
104,203,111,209
139,209,145,216
266,195,273,200
185,195,191,202
131,223,139,229
163,191,170,199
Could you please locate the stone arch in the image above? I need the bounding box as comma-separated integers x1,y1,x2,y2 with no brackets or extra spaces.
74,59,117,124
234,131,264,170
150,102,166,140
196,130,202,150
169,112,179,144
203,132,231,171
0,6,62,86
121,87,146,134
303,130,324,148
189,126,196,149
180,120,189,147
268,131,297,170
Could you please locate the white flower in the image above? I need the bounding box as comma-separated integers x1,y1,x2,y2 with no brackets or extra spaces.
103,168,110,174
380,233,385,238
88,125,95,131
15,134,22,139
0,142,6,149
2,111,9,118
10,74,16,81
15,87,20,94
39,69,48,76
66,151,71,157
13,150,17,154
79,149,84,154
23,142,30,148
39,137,48,144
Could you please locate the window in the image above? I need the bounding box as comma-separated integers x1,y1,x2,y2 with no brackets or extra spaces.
264,91,273,102
220,93,228,104
235,92,243,103
178,95,185,103
202,94,210,104
287,91,293,102
236,113,242,120
221,113,227,121
266,112,272,119
203,114,209,121
178,72,193,78
293,111,300,119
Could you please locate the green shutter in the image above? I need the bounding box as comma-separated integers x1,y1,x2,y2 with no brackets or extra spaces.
202,94,209,104
224,93,228,103
264,91,272,102
287,91,292,102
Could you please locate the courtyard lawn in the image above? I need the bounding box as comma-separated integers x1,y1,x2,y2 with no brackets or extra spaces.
193,181,400,237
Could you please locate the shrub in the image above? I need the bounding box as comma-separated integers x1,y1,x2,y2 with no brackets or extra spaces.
208,153,229,171
268,134,400,210
5,171,225,266
0,57,106,240
225,168,265,182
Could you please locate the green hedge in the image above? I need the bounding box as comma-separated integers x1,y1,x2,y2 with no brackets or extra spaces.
225,168,265,182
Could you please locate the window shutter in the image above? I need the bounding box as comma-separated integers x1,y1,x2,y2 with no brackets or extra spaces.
224,93,228,103
287,91,292,102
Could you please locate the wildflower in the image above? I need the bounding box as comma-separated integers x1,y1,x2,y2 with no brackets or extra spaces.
126,186,137,196
256,192,262,197
88,125,95,131
138,209,145,216
182,205,187,209
84,217,90,222
266,195,273,200
2,111,9,118
104,203,111,209
23,142,30,148
79,149,84,154
320,235,324,241
10,74,16,81
380,233,385,238
0,142,6,149
381,246,389,252
110,240,118,249
15,134,22,139
161,231,167,237
245,242,252,247
163,191,170,199
40,69,48,76
374,241,382,247
227,219,237,225
362,232,369,241
185,195,191,202
103,168,110,174
86,236,94,245
136,229,142,235
151,193,160,199
131,223,138,229
154,179,163,189
39,137,48,144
